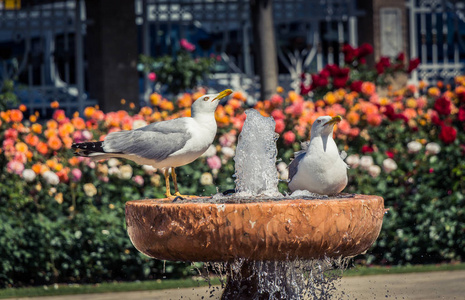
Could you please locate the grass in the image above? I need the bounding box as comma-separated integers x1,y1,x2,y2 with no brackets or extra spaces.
0,278,221,299
1,263,465,299
343,262,465,277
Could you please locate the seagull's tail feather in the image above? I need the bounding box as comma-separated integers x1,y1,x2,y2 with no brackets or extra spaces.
72,142,120,162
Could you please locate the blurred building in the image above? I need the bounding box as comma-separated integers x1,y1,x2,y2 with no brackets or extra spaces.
1,0,465,115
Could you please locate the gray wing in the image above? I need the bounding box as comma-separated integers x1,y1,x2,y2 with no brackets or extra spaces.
103,118,192,161
288,150,307,182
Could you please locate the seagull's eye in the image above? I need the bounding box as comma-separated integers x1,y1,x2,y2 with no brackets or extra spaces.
203,97,210,101
317,120,322,124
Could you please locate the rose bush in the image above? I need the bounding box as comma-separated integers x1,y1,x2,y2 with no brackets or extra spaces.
1,49,465,286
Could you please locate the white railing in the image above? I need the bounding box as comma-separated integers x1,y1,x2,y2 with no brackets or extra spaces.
407,0,465,84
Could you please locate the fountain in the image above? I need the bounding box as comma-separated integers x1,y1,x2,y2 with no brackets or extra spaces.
125,109,385,299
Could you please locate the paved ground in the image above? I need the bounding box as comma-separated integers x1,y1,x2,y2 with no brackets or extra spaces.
12,270,465,300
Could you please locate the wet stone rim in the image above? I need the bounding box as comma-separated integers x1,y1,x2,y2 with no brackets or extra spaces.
125,194,385,262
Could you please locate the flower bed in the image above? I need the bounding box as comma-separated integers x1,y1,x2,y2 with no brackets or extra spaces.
1,53,465,286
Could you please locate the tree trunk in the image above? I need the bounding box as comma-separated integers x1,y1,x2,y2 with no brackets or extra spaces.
85,0,139,112
250,0,278,101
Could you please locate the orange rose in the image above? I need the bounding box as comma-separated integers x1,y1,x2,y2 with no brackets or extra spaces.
47,120,58,129
15,142,28,153
31,123,42,134
361,82,376,96
0,111,10,122
37,142,49,155
367,113,382,126
68,156,80,166
47,136,62,151
58,123,75,137
10,109,23,123
32,163,42,174
71,117,86,130
149,93,162,106
50,101,59,109
346,111,360,125
25,134,39,146
84,106,95,118
140,106,153,116
62,136,73,149
177,94,192,108
159,100,174,111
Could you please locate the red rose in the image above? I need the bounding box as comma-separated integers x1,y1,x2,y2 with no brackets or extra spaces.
383,104,396,120
385,150,394,158
357,43,373,58
375,56,391,74
458,92,465,103
407,58,420,73
439,126,457,144
361,145,374,154
431,114,444,126
379,56,391,67
396,53,405,62
310,74,328,89
300,82,311,95
458,107,465,122
325,64,339,76
434,96,451,115
333,77,349,88
375,63,385,74
350,80,363,93
342,44,355,63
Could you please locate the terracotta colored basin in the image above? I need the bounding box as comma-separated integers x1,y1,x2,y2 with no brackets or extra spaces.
125,194,385,262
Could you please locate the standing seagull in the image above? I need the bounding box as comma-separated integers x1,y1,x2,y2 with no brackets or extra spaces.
72,89,233,198
288,115,348,195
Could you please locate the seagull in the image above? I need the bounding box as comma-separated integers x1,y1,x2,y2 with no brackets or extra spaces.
72,89,233,198
288,115,348,195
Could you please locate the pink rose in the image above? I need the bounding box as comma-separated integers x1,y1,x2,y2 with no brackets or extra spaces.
133,175,144,186
275,119,285,134
71,168,82,182
283,131,296,145
271,109,285,121
7,160,24,175
207,155,222,170
270,94,283,106
5,128,18,140
219,133,236,147
73,131,84,143
180,39,196,52
148,72,157,82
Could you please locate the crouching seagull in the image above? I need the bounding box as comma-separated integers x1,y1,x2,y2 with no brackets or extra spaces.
288,115,348,195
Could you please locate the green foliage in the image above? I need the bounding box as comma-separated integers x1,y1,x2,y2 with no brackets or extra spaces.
0,163,195,287
345,121,465,265
0,79,19,111
140,51,216,95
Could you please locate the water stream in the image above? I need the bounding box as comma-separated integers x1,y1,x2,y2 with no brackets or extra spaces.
191,109,352,299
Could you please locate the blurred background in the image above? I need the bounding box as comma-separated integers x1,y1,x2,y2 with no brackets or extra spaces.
1,0,465,296
2,0,465,114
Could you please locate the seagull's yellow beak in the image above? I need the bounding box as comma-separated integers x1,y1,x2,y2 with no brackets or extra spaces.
213,89,233,101
324,115,342,126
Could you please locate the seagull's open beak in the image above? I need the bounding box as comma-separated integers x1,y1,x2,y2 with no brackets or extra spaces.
324,115,342,126
212,89,233,101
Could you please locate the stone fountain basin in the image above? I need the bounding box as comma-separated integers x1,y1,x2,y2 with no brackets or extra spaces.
125,194,384,262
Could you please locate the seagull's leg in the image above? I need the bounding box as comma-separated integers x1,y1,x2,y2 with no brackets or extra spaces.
164,168,173,198
171,167,186,198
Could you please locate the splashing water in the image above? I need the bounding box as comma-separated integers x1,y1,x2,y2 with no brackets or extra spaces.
196,257,351,299
234,109,281,197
